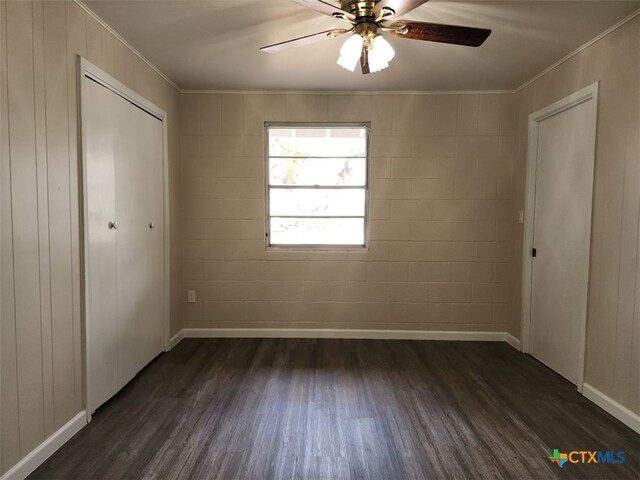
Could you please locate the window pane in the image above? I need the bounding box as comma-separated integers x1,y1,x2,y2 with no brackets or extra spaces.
270,189,365,216
269,127,366,157
269,157,366,186
270,218,365,245
266,125,368,247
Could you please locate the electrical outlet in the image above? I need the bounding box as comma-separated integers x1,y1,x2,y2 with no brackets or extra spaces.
187,290,196,303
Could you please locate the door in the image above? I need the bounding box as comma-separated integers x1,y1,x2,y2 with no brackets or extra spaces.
116,97,164,387
526,85,598,385
83,67,166,413
137,107,165,370
84,78,119,410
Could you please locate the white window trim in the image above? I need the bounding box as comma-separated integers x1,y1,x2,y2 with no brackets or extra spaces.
264,122,370,250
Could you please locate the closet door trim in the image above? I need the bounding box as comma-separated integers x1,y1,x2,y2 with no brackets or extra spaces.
79,57,170,423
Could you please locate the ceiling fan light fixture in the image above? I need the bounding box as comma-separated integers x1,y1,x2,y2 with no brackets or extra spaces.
261,1,492,75
368,35,395,73
337,34,364,72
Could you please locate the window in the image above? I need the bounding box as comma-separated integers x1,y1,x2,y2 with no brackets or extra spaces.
266,125,369,247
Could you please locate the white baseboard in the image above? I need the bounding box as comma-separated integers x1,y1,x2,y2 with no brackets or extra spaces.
582,383,640,434
168,329,184,350
504,333,521,350
179,327,507,341
1,410,87,480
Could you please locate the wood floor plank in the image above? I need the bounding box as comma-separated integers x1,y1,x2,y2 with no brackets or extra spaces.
30,339,639,480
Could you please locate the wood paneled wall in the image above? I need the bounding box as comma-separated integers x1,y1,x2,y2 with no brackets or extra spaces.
510,16,640,415
0,0,637,475
0,1,180,474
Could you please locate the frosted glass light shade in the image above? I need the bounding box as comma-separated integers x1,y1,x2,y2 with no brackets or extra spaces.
337,34,364,72
368,35,395,72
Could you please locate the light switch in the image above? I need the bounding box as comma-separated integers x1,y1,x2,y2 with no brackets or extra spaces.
187,290,196,303
518,210,524,224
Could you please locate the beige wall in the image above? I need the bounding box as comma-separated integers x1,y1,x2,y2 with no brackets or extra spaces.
0,1,180,474
179,92,516,331
1,1,636,474
510,17,640,414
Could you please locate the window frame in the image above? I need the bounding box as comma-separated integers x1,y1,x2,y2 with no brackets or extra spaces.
264,122,370,250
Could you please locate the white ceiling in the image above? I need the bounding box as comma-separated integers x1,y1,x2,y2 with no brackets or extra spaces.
83,0,639,91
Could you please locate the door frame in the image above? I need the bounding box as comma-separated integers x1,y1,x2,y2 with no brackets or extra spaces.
520,82,599,393
78,57,170,421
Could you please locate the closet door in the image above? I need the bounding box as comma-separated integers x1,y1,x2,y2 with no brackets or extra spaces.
84,71,166,412
115,97,164,388
84,78,118,412
135,106,165,371
114,95,138,387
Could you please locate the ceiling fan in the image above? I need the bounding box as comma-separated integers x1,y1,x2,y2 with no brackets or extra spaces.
260,0,491,74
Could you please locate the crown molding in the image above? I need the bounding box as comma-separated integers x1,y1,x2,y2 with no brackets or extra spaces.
180,89,513,95
74,0,180,91
515,9,640,92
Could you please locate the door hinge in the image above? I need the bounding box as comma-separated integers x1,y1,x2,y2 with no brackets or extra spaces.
532,247,537,257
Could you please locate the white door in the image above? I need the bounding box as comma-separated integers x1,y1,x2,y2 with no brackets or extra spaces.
84,78,119,410
83,70,165,413
526,85,598,385
136,106,165,371
116,98,164,387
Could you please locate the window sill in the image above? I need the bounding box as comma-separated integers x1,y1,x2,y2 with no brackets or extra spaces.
266,245,368,252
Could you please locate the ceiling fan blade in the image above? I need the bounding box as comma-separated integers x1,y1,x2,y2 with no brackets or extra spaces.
389,21,491,47
374,0,429,21
261,29,349,53
291,0,355,21
360,46,370,74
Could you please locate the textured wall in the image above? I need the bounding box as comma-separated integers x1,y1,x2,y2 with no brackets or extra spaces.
2,1,636,475
179,92,516,331
510,16,640,414
0,1,180,473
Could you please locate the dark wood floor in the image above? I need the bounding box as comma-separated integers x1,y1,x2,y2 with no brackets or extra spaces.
31,339,639,480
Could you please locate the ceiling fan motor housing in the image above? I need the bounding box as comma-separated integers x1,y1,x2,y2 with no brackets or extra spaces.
334,0,395,24
340,0,379,20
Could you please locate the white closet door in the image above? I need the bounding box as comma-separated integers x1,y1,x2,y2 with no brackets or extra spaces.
115,98,164,388
84,72,165,412
84,78,119,412
135,106,165,371
114,95,138,387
